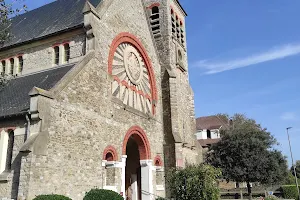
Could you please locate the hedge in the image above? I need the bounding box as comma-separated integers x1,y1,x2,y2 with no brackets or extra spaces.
281,185,300,200
33,194,72,200
83,189,123,200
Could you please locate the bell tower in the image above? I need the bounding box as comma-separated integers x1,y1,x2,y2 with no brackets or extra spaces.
144,0,202,187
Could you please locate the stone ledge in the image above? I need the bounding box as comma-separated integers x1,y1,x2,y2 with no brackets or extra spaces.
0,171,10,182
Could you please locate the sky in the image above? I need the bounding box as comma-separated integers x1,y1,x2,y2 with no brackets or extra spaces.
20,0,300,165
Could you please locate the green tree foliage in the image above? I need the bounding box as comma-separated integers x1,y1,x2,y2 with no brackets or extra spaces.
207,114,288,200
281,185,300,200
166,164,221,200
291,160,300,178
33,194,72,200
0,0,26,43
83,189,123,200
0,74,12,90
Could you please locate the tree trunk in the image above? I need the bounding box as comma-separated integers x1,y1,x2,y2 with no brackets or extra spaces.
247,182,252,200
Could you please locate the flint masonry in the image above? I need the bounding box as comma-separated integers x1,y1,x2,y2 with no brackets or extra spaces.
0,0,202,199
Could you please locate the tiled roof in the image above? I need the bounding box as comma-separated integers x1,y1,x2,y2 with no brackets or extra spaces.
0,0,101,49
196,115,229,130
0,64,74,118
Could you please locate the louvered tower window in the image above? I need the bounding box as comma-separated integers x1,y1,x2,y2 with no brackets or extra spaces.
150,6,161,38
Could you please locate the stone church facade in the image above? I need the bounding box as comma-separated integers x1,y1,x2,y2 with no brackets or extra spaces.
0,0,202,199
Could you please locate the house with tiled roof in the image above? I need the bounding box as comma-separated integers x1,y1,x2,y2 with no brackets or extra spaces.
0,0,202,199
196,115,229,151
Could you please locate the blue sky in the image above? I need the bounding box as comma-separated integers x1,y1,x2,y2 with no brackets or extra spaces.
22,0,300,164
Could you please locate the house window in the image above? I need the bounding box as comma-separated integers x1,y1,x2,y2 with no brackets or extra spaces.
18,56,23,73
1,60,5,75
64,43,70,63
10,58,14,75
207,130,211,139
54,46,59,65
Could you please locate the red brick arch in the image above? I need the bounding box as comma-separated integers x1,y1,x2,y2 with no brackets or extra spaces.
108,32,158,114
103,145,118,161
122,126,151,160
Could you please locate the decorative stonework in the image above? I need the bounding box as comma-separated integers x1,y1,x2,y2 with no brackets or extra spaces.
108,33,157,115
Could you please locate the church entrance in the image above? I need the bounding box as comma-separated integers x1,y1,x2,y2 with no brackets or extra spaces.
125,137,142,200
122,126,152,200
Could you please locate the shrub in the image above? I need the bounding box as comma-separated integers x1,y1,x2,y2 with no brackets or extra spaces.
166,164,221,200
83,189,123,200
33,194,72,200
264,195,278,200
281,185,300,200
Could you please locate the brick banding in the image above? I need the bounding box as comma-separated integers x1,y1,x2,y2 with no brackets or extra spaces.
146,3,160,9
103,145,118,161
108,32,158,114
122,126,151,160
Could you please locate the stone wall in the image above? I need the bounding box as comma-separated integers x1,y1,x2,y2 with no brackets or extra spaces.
0,118,27,199
25,0,166,199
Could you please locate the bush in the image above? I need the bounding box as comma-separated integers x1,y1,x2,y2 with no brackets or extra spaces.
281,185,300,200
83,189,123,200
166,164,221,200
33,194,72,200
264,195,278,200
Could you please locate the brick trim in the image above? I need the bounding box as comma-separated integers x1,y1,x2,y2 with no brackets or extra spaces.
0,127,16,132
146,3,160,9
122,126,151,160
154,155,163,166
103,145,118,161
108,32,158,114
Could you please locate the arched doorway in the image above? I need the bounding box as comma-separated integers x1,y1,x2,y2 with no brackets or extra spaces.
122,126,152,200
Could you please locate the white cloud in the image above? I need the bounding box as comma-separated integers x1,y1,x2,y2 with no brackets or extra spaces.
195,44,300,74
280,112,298,121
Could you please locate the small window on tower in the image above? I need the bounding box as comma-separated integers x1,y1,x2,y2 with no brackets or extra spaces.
18,56,23,73
152,6,159,15
64,43,70,63
150,6,161,38
9,58,14,75
54,46,59,65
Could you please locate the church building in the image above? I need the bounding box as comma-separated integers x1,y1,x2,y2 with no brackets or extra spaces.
0,0,202,199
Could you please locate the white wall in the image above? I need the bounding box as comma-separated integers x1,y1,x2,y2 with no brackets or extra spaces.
195,129,221,140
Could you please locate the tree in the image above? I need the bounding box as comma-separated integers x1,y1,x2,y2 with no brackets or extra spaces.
0,0,26,43
291,160,300,179
206,114,288,200
0,74,12,90
166,164,221,200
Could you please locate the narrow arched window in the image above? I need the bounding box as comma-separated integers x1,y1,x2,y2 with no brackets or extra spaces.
1,60,5,75
105,152,114,161
64,43,70,63
54,46,59,65
10,58,14,75
18,56,23,73
5,131,14,171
